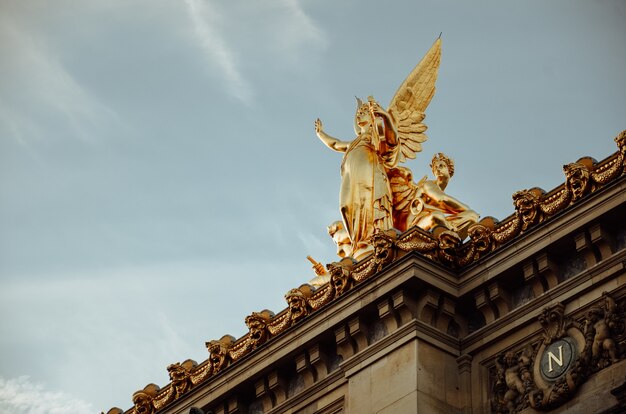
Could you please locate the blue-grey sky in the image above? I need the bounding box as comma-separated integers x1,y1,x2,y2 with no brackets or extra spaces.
0,1,624,412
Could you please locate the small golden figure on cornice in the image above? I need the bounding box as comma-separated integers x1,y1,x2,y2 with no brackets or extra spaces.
391,153,478,239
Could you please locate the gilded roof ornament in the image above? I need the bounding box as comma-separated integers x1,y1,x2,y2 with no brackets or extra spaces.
315,39,479,259
205,334,236,375
563,157,595,202
245,309,275,349
167,359,197,399
131,383,160,414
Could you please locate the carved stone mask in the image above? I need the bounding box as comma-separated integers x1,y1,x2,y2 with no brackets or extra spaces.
167,363,190,396
564,162,591,201
513,189,542,230
438,230,461,251
245,311,273,347
286,290,308,322
468,224,491,253
372,231,395,261
168,364,185,382
132,393,153,414
206,336,234,373
435,230,461,266
208,344,227,371
131,384,160,414
330,265,350,296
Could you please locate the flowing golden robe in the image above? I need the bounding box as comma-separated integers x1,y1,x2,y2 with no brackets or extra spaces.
339,127,399,254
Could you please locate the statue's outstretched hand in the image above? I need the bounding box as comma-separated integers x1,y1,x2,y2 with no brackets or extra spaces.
313,262,326,276
315,118,323,135
307,255,327,276
314,118,349,152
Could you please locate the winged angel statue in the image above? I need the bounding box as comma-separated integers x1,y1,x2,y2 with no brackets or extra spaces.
315,39,478,259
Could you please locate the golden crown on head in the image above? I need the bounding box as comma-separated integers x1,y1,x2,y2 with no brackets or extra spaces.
354,96,381,133
355,96,381,116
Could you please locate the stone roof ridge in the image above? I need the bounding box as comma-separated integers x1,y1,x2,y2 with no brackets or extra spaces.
108,130,626,414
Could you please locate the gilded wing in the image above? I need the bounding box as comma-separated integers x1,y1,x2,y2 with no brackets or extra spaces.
387,38,441,163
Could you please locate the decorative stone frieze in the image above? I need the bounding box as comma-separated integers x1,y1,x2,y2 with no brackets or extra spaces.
489,293,626,413
112,135,626,414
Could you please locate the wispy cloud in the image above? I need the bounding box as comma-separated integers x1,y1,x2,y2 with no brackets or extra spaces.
182,0,327,104
275,0,328,53
0,13,119,146
0,99,40,150
0,376,95,414
183,0,253,104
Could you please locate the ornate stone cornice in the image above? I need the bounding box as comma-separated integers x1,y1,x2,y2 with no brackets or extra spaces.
116,133,626,414
461,249,626,355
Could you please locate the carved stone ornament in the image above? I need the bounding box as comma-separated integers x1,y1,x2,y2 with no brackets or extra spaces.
245,309,275,349
189,360,213,386
285,284,314,323
468,217,496,256
434,227,462,267
532,294,625,410
512,188,545,231
132,383,160,414
563,158,595,202
616,130,626,166
538,303,570,345
395,227,438,256
167,359,197,399
350,230,397,282
328,258,355,296
454,216,498,266
206,334,236,375
370,229,398,272
588,293,624,370
491,294,626,413
492,346,535,414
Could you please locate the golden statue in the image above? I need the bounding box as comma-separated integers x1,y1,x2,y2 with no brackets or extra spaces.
327,220,352,258
316,39,441,259
389,153,478,239
306,221,352,287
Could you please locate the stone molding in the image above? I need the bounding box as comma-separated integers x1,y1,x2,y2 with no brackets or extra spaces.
115,136,626,414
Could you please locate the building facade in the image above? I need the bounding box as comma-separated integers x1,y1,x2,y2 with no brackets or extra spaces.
108,132,626,414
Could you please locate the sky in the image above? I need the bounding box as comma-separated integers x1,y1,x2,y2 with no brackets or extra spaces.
0,0,624,412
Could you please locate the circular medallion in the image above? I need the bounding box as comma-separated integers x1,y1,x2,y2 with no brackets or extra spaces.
540,337,576,380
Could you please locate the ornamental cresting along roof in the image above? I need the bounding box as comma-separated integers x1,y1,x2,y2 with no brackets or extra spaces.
106,131,626,414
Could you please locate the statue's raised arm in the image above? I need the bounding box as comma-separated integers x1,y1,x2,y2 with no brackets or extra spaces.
314,118,350,152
